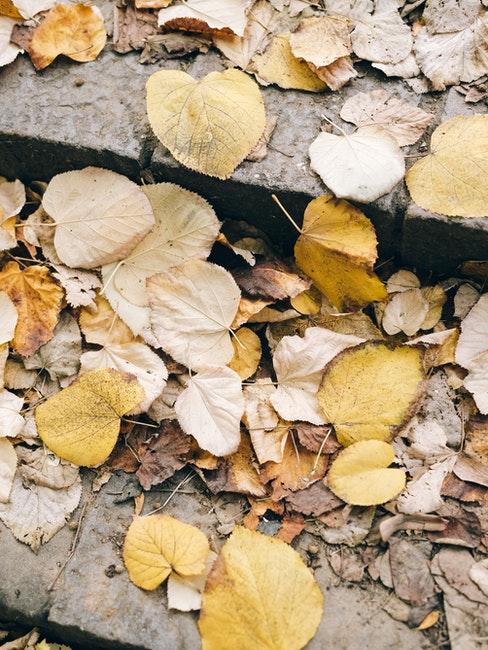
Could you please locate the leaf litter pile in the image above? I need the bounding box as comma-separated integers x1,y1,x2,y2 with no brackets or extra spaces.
1,0,488,649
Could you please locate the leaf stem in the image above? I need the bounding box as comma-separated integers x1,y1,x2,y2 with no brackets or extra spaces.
271,194,302,234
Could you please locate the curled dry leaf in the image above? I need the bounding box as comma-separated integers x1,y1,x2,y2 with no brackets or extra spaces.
328,440,406,506
124,514,209,590
36,368,144,467
43,167,155,269
0,437,16,502
136,421,191,490
29,3,107,70
340,89,434,146
228,327,262,380
407,115,488,217
158,0,252,36
0,291,17,345
0,261,63,357
382,288,430,336
146,68,266,179
199,527,323,650
79,294,136,347
148,260,241,370
397,456,457,514
232,261,311,301
248,418,289,465
294,195,387,310
310,56,357,91
309,124,405,203
243,378,279,433
175,366,244,456
317,342,425,446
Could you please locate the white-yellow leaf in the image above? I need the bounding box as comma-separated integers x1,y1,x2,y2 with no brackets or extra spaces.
0,389,24,438
382,288,429,336
0,291,17,345
0,17,21,67
456,293,488,369
0,437,16,503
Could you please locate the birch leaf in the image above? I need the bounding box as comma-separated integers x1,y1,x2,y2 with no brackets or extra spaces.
382,288,430,336
146,68,266,179
290,15,352,68
309,125,405,203
271,327,363,424
294,195,387,309
175,366,244,456
124,514,209,590
199,527,323,650
317,343,425,446
43,167,155,269
36,368,144,467
328,440,406,505
0,291,17,345
112,183,220,307
0,438,16,503
228,327,262,380
148,260,241,370
158,0,252,37
340,89,434,146
406,115,488,217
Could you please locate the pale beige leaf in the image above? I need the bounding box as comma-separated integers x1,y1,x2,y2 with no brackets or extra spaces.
464,352,488,414
43,167,155,269
290,15,352,68
454,284,480,319
0,390,24,438
0,438,16,503
351,5,412,64
0,16,21,67
52,265,101,309
79,293,136,346
158,0,252,36
0,291,17,345
167,551,217,612
249,418,289,465
243,378,279,433
175,366,244,456
0,178,25,220
324,0,372,20
455,293,488,369
423,0,481,34
148,260,241,370
420,285,446,330
102,264,153,339
310,56,357,90
373,53,420,78
387,269,420,293
397,457,456,514
12,0,56,18
16,446,79,490
382,288,429,336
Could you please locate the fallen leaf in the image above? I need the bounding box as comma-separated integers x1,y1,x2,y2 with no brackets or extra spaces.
389,538,436,606
0,437,16,502
43,167,155,269
340,89,433,146
407,328,458,367
373,52,420,78
350,4,412,64
158,0,252,36
124,514,209,590
168,551,217,612
417,610,440,630
387,270,420,293
423,0,481,34
148,260,241,370
79,294,136,347
454,454,488,488
454,283,479,319
327,440,406,505
309,124,405,203
199,526,323,650
80,341,168,414
147,376,185,423
455,292,488,368
252,34,327,92
397,457,457,514
465,416,488,466
232,261,310,300
29,3,107,70
271,326,363,424
52,265,101,309
294,195,387,309
0,261,63,357
175,366,244,456
136,421,192,490
294,422,340,454
379,513,447,542
232,295,272,328
317,342,424,445
0,291,17,345
36,368,144,467
310,55,357,90
9,0,56,18
0,16,21,67
111,183,220,307
469,558,488,597
243,378,279,433
285,480,343,516
0,178,24,219
463,353,488,414
113,3,159,54
421,284,446,330
228,327,261,380
290,15,352,68
382,288,429,336
290,286,322,315
428,500,481,547
146,68,266,178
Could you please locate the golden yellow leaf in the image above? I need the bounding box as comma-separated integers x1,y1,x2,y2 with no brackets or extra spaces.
406,115,488,217
36,368,144,467
228,327,261,380
231,296,271,328
29,3,107,70
79,294,136,346
317,342,424,446
417,610,440,630
327,440,406,506
124,514,209,590
252,34,327,92
290,286,322,315
0,0,21,18
294,195,386,310
146,68,266,179
0,261,63,357
199,526,323,650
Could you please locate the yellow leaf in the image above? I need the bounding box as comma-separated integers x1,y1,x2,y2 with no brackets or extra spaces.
0,261,63,357
79,294,136,346
252,34,327,92
327,440,406,506
228,327,262,379
124,514,209,590
294,195,386,310
29,3,107,70
199,526,323,650
417,610,439,630
146,68,266,179
290,286,322,315
0,1,21,18
406,115,488,217
317,342,424,446
35,368,144,467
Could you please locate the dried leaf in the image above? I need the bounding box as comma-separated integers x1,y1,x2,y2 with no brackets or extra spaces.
286,480,343,516
0,179,24,219
136,421,192,490
397,457,457,514
0,437,16,502
79,294,136,347
232,261,310,301
0,16,22,67
52,265,101,309
454,283,480,319
228,327,262,380
290,15,352,68
158,0,252,36
350,4,412,64
0,291,17,345
456,293,488,368
389,539,436,606
167,550,217,612
382,288,429,336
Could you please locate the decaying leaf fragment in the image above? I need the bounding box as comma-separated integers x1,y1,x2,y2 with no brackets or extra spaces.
199,527,323,650
328,440,406,505
36,368,144,466
317,342,425,446
146,68,266,178
29,3,107,70
294,195,387,309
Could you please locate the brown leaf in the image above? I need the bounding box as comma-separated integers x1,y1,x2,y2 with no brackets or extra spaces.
113,3,159,54
454,455,488,488
276,513,305,543
379,513,447,542
329,548,365,583
285,480,342,517
428,501,482,548
232,261,310,301
465,416,488,467
389,539,436,606
294,422,340,454
441,472,488,504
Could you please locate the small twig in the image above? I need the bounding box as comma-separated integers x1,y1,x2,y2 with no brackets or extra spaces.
271,194,303,234
144,471,195,516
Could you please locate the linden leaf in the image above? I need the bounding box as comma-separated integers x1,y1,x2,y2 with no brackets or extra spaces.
99,272,152,339
309,125,405,203
387,269,420,293
148,260,241,370
0,438,16,503
167,551,217,612
199,526,323,650
35,368,144,467
175,366,244,456
406,115,488,217
79,294,136,346
158,0,252,37
29,3,107,70
0,291,17,345
350,4,412,64
317,342,425,446
43,167,155,269
146,68,266,179
294,195,387,310
290,15,352,68
110,183,220,307
228,327,262,380
123,514,209,590
0,261,63,357
328,440,406,506
271,327,363,424
0,16,21,67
